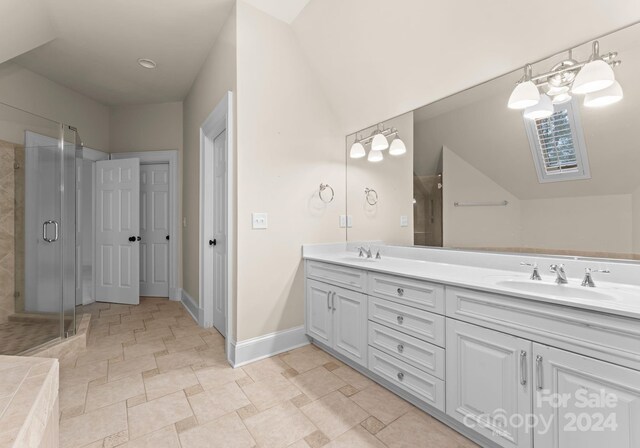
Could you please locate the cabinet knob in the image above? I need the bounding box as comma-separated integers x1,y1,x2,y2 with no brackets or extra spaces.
397,344,404,353
397,288,404,296
397,315,404,324
397,372,404,381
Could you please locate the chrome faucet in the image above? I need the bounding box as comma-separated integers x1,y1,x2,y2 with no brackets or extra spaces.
520,262,541,280
581,268,610,287
357,246,372,259
549,264,568,284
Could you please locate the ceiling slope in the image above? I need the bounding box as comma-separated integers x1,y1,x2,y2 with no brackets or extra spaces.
0,0,55,65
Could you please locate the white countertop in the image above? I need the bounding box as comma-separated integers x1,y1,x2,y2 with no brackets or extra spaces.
304,248,640,320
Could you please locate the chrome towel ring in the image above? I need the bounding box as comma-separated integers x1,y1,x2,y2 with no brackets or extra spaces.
319,183,335,203
365,187,378,205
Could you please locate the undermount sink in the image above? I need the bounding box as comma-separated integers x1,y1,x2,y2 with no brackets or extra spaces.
494,279,615,301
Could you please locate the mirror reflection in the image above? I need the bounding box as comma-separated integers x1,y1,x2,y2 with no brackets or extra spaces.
346,24,640,260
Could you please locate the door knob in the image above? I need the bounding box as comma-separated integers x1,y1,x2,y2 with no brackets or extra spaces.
209,239,217,246
128,236,136,242
136,236,141,241
166,235,170,240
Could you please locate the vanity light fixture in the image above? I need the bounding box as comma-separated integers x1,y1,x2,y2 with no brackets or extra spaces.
368,149,384,162
508,41,622,112
388,135,407,156
349,137,366,158
137,58,157,69
371,132,389,151
349,123,406,162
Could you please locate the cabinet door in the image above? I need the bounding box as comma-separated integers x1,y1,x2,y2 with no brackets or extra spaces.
446,319,533,448
306,279,333,346
533,344,640,448
333,285,368,367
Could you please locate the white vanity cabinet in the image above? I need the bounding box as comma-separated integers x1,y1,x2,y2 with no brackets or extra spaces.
446,319,533,448
533,344,640,448
305,278,368,367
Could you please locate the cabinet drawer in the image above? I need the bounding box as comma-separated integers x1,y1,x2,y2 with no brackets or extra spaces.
369,321,445,379
369,347,445,412
369,296,445,347
368,273,445,314
306,261,366,292
446,286,640,371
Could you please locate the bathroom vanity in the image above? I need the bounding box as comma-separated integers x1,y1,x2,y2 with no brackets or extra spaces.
303,244,640,448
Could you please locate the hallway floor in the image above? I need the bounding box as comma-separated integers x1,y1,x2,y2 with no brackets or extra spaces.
59,298,477,448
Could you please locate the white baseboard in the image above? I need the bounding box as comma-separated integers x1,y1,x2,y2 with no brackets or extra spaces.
231,326,310,367
180,289,202,325
170,287,182,301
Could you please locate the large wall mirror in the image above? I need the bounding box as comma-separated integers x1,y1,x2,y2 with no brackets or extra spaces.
346,23,640,260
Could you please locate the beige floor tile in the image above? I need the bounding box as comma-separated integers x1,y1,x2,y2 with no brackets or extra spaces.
301,391,368,439
376,410,478,448
59,382,88,414
110,319,146,334
60,402,128,448
289,366,346,400
331,366,374,391
243,356,289,382
134,327,174,343
288,440,311,448
170,325,208,339
85,373,145,412
124,339,167,360
240,372,302,411
163,334,206,353
90,331,136,349
123,312,154,322
349,384,411,425
118,425,180,448
244,401,316,448
60,360,108,389
144,366,199,401
196,346,228,365
188,381,250,424
127,391,193,439
108,354,158,382
280,345,332,373
155,349,203,373
144,317,178,330
75,344,124,367
324,426,386,448
179,412,256,448
194,362,247,390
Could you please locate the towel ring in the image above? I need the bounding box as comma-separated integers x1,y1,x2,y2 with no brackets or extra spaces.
365,187,378,206
319,183,335,203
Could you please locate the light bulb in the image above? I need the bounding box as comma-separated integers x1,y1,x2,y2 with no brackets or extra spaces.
371,133,389,151
584,81,623,107
349,141,366,158
388,137,406,156
572,59,615,94
508,81,540,109
552,93,572,104
523,94,554,120
368,149,383,162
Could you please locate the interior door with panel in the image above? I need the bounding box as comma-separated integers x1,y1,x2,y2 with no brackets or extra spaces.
306,279,333,347
533,343,640,448
211,129,227,335
95,158,140,304
446,319,533,448
333,285,368,367
139,164,169,297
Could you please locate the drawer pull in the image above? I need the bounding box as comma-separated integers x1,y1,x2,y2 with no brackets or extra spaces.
397,287,404,296
397,315,404,324
520,351,527,386
397,344,404,353
397,372,404,381
536,355,544,391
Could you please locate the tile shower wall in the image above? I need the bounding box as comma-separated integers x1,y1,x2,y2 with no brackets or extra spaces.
0,140,18,322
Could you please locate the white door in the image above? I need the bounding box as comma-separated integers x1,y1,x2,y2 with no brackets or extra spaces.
333,286,367,367
95,158,140,304
446,319,533,448
140,164,170,297
533,343,640,448
210,129,227,335
305,279,333,346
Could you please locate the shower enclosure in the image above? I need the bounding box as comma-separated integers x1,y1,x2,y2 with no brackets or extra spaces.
0,102,81,355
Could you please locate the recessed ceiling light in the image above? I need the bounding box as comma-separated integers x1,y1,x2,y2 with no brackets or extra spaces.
137,58,157,69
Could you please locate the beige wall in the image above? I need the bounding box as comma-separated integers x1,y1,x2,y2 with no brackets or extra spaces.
235,2,344,341
182,5,237,305
0,0,55,65
0,63,109,150
631,186,640,254
109,102,182,153
443,146,522,248
346,112,413,245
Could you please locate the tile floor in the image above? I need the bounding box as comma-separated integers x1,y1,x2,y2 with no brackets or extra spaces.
59,297,478,448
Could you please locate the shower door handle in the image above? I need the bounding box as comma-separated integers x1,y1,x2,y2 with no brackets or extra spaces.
42,220,59,243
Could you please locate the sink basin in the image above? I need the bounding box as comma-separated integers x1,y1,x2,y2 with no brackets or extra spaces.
494,280,614,301
337,256,378,263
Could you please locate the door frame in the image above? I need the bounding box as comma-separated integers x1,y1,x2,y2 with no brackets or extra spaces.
200,91,234,362
111,150,180,300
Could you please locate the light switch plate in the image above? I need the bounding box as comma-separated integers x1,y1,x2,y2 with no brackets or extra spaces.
400,215,409,227
347,215,353,228
252,212,268,229
339,215,347,228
